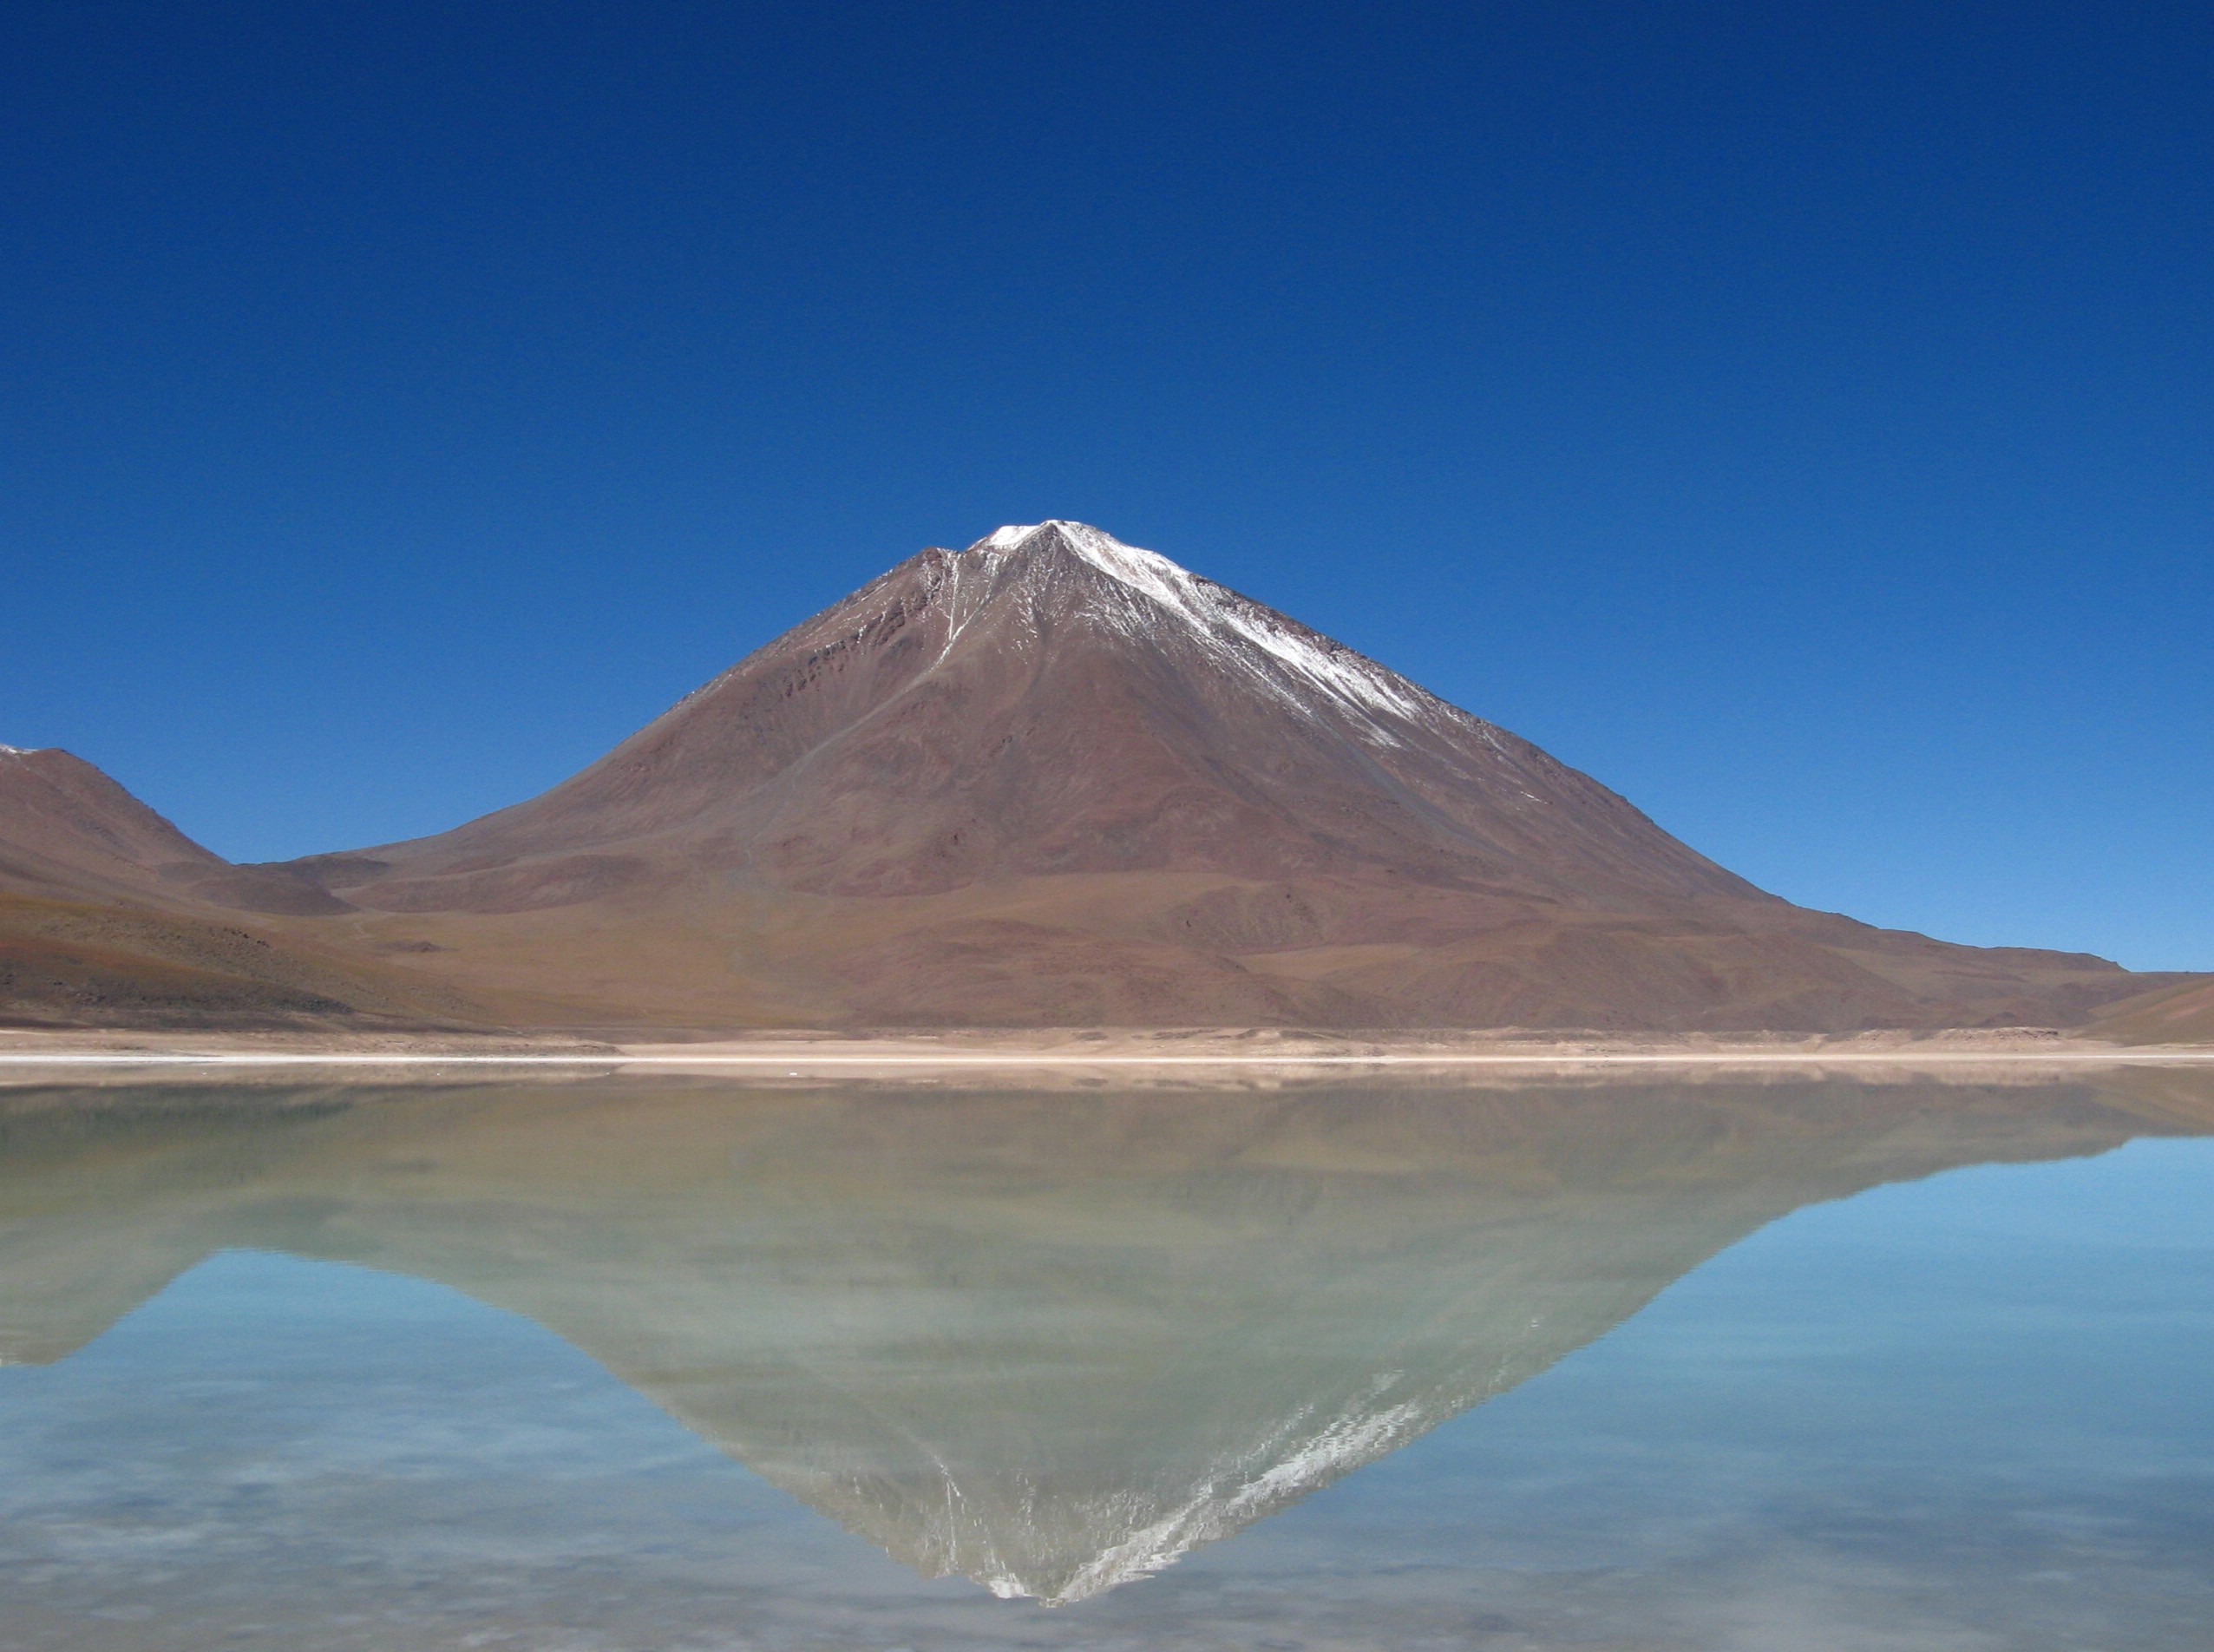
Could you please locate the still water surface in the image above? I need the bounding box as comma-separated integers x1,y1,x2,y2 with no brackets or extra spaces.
2,1073,2210,1649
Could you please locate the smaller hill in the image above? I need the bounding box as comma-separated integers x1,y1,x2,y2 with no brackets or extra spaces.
2090,978,2214,1045
0,744,346,915
0,746,481,1030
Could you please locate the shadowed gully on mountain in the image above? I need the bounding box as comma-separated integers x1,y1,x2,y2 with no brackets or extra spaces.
4,525,2203,1030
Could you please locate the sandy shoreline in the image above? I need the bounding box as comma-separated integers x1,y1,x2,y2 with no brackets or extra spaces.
1,1023,2209,1078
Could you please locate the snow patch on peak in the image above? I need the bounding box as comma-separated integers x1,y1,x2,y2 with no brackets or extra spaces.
968,521,1188,586
0,744,33,757
1051,521,1197,605
966,521,1447,744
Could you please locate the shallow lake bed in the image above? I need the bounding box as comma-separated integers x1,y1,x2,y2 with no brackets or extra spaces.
3,1073,2210,1649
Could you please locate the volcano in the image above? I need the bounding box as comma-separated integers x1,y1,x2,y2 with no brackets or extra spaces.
247,521,2184,1031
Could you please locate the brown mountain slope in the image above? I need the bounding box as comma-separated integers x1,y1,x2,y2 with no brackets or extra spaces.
0,743,220,894
0,747,482,1029
297,521,1755,908
2090,977,2214,1044
266,522,2196,1031
0,744,344,915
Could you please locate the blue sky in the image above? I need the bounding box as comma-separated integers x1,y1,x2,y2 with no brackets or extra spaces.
4,2,2208,968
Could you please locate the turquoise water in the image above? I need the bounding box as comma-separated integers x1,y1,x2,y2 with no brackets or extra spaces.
1,1077,2209,1649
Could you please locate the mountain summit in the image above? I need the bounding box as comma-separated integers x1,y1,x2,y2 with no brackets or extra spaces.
300,521,1751,910
246,521,2171,1030
1,524,2188,1031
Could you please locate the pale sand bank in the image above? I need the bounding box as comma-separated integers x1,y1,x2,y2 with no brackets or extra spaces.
0,1023,2209,1083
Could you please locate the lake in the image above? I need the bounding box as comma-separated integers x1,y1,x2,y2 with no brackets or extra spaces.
2,1071,2210,1649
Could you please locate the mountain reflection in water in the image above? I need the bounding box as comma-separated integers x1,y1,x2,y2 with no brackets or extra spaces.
2,1071,2211,1613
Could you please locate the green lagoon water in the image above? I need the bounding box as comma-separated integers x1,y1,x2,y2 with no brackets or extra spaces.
1,1072,2210,1649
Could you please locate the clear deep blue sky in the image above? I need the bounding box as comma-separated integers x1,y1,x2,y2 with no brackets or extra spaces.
4,3,2209,968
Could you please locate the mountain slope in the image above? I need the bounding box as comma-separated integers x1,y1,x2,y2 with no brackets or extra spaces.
0,746,481,1028
0,744,344,915
298,522,1755,907
270,522,2190,1031
2090,977,2214,1044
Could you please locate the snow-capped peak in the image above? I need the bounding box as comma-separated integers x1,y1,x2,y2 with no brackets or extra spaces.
972,521,1191,598
962,521,1448,743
